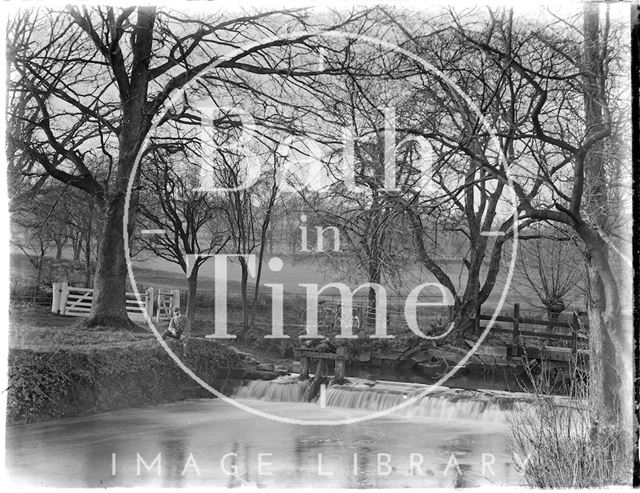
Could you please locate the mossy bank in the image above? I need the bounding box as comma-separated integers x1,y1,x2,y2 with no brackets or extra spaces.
6,337,271,424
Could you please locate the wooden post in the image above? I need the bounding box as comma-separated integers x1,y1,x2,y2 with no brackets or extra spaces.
59,281,69,316
145,287,155,318
511,303,520,357
305,359,325,401
571,311,579,361
155,290,161,323
172,289,181,309
300,356,309,380
51,282,61,314
334,347,348,384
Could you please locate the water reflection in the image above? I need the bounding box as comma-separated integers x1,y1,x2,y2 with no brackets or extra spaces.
6,399,522,488
353,444,375,488
160,436,187,487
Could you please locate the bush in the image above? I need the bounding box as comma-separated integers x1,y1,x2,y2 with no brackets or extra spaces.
507,398,630,487
506,359,631,487
7,340,241,423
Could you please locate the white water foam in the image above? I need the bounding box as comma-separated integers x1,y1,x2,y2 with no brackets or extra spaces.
233,377,535,423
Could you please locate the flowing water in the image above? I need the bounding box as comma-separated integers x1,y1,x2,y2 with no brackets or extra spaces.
235,376,529,423
6,379,528,488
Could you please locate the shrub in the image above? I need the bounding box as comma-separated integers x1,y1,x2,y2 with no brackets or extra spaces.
7,340,241,423
506,358,631,487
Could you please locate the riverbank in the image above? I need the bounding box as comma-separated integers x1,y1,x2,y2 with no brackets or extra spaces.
6,306,288,424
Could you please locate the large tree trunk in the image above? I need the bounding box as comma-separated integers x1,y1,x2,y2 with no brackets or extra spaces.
72,234,81,261
582,4,632,461
579,225,633,460
186,266,199,321
54,239,65,260
84,7,155,330
452,296,478,340
86,192,132,328
454,252,483,339
83,202,95,287
585,272,621,421
84,231,92,288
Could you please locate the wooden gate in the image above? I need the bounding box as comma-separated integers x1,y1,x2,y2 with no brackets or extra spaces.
51,282,156,319
155,289,181,323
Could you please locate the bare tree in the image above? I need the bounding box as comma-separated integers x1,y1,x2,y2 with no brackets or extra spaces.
136,146,230,320
447,5,632,446
58,187,102,288
328,10,536,337
210,141,280,330
7,6,370,328
10,188,62,297
515,227,586,326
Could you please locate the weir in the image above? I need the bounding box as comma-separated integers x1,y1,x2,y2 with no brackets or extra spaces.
234,378,310,402
233,376,540,423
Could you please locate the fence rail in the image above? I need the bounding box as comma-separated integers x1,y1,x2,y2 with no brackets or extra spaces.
9,277,53,306
50,282,179,321
473,302,589,359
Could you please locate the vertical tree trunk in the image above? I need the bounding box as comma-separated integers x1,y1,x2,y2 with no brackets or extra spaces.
544,301,564,336
72,235,81,261
453,297,478,338
186,266,199,321
367,257,381,327
86,192,131,327
249,177,278,327
239,259,249,330
34,251,44,303
84,202,94,287
250,228,270,327
455,254,483,338
582,5,632,458
585,264,621,419
84,7,155,329
84,231,92,288
579,226,632,460
55,239,64,260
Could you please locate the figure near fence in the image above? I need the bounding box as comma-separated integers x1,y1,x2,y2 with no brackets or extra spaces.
162,307,191,355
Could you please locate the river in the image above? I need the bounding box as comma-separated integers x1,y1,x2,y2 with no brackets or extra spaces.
6,393,524,488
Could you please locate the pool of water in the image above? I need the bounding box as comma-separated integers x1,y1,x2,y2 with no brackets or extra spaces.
6,398,524,488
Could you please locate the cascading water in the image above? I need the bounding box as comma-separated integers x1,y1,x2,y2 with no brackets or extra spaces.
234,376,310,402
324,384,511,422
233,376,530,423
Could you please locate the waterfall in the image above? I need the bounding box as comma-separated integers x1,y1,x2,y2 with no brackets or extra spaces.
233,377,530,422
234,376,310,402
324,385,510,422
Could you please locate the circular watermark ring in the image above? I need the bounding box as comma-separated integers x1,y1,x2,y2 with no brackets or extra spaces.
124,29,520,425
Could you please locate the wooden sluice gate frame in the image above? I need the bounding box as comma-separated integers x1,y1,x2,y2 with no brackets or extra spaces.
292,303,593,394
293,347,349,401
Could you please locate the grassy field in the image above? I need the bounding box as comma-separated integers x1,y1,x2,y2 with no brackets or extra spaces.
11,248,587,314
8,305,154,351
9,241,592,351
7,304,297,369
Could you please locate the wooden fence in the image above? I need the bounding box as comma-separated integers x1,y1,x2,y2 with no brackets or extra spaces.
51,282,179,321
473,302,589,359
